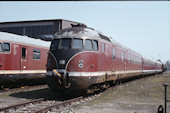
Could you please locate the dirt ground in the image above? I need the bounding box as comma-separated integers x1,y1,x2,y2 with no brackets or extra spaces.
73,72,170,113
0,72,170,113
0,85,54,108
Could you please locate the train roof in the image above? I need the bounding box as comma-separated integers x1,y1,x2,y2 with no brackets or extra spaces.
54,26,142,56
53,26,161,64
0,32,51,48
110,37,142,56
142,56,162,64
54,26,100,39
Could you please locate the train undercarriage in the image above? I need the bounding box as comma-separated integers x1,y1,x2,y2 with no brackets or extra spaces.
0,73,47,89
46,70,163,95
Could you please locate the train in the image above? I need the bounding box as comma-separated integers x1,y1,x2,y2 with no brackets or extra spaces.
0,32,50,88
46,25,165,93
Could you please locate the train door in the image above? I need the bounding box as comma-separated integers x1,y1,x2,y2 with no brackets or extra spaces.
20,46,28,70
142,58,144,74
121,51,126,71
124,51,127,71
112,47,116,71
0,42,3,70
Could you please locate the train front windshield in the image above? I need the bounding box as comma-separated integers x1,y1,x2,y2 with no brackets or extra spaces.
50,38,83,50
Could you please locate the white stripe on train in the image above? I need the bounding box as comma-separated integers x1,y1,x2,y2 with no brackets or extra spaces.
0,70,46,74
2,69,161,76
68,70,162,77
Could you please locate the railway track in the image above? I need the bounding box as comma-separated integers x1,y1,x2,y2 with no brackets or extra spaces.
0,84,48,94
0,74,159,113
0,98,44,112
0,96,83,113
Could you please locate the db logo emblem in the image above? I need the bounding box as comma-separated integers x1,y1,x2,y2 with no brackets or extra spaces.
78,60,83,69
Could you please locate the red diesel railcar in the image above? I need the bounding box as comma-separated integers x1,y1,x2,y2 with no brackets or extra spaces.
46,25,163,93
0,32,50,88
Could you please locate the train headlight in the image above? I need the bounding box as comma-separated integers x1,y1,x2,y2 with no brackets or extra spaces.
59,60,65,65
78,60,83,68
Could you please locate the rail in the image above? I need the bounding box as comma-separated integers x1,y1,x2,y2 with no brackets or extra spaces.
0,96,83,113
0,84,48,93
34,96,83,113
0,98,44,112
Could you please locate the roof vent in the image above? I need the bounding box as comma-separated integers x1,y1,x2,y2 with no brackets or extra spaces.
71,23,87,28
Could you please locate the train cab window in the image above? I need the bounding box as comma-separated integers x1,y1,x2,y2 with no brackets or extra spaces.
112,48,115,59
93,40,98,51
60,38,71,49
50,39,59,50
22,47,26,59
72,39,83,49
33,49,40,59
85,39,93,50
3,43,10,52
102,43,105,52
0,43,3,52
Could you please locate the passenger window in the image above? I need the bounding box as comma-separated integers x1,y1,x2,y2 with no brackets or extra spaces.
102,43,105,52
121,52,124,62
50,39,60,50
128,54,131,63
60,39,71,49
112,48,115,59
135,57,137,64
72,39,83,49
137,58,140,64
22,47,26,59
3,43,10,52
0,43,3,52
85,39,93,50
124,52,126,61
93,40,98,51
133,56,135,64
33,49,40,59
131,55,133,64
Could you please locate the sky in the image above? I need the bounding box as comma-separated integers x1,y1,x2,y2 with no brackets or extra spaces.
0,1,170,63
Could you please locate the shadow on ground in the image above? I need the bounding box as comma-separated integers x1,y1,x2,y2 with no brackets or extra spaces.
9,88,62,100
9,88,80,101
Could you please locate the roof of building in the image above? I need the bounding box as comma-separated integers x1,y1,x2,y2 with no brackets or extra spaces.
0,18,83,25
